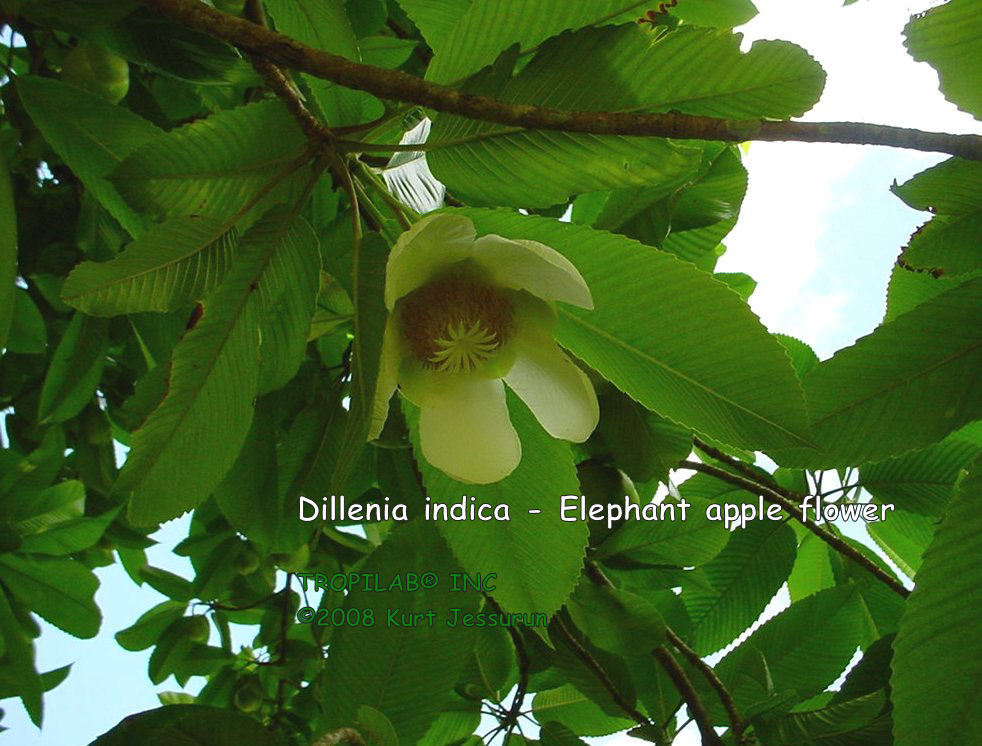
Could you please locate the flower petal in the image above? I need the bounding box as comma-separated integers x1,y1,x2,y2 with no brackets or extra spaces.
385,214,475,309
504,333,598,443
471,234,593,309
418,376,521,484
368,315,403,440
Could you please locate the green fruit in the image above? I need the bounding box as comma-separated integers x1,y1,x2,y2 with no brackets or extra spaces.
185,615,210,644
233,676,263,713
234,544,262,575
61,42,129,104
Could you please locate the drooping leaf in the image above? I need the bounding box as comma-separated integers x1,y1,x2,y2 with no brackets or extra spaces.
88,705,281,746
904,0,982,119
120,210,315,525
458,209,815,452
407,392,587,617
682,520,797,655
859,435,980,516
16,76,159,236
867,508,935,579
0,147,15,351
775,276,982,467
0,589,43,725
424,0,643,85
330,233,388,492
532,684,634,737
6,288,48,354
712,585,865,723
0,554,101,639
892,453,982,746
110,100,307,222
38,313,109,423
61,216,238,316
323,521,479,744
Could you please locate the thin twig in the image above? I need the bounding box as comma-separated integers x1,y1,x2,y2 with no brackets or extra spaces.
666,629,747,744
693,437,804,505
250,56,332,143
141,0,982,160
680,459,910,599
586,561,746,743
652,646,724,746
551,616,651,727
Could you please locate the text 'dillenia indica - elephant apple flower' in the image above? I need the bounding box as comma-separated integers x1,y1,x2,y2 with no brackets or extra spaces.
370,214,599,483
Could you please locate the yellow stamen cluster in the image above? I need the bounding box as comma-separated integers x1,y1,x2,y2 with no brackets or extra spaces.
399,274,513,373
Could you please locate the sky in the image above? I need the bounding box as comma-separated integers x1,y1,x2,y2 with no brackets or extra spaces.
3,1,981,744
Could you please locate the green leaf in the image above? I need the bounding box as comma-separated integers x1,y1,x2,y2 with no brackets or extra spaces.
6,289,47,354
0,147,15,351
19,508,119,556
115,600,187,652
424,0,643,85
891,452,982,746
458,209,815,452
893,158,982,276
672,0,758,27
356,705,400,746
61,216,238,316
88,705,281,746
407,392,586,617
396,0,468,52
713,585,865,722
15,76,159,236
904,0,982,119
859,435,980,515
867,508,934,579
37,313,109,423
566,579,666,658
429,31,704,208
0,590,43,726
597,389,692,485
883,262,977,322
332,233,387,486
323,521,479,744
532,684,634,737
89,9,254,84
682,520,797,655
774,334,820,380
110,100,307,222
254,214,320,392
761,691,889,746
787,531,834,602
120,210,314,525
775,276,982,467
0,554,101,639
265,0,383,127
595,493,729,567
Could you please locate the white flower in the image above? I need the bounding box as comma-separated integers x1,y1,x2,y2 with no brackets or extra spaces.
370,213,599,484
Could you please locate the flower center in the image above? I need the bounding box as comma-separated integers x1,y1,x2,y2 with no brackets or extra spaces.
399,275,513,373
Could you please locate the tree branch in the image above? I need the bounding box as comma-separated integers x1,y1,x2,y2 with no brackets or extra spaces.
551,616,651,728
665,629,747,745
652,646,725,746
679,459,911,599
586,561,746,743
141,0,982,160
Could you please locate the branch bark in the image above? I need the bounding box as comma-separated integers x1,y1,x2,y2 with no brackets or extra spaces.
142,0,982,161
652,646,725,746
679,459,911,599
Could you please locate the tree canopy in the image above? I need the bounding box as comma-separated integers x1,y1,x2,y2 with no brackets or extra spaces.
0,1,981,745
